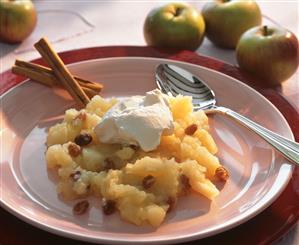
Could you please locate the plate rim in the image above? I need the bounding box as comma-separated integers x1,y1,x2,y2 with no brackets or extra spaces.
0,56,295,244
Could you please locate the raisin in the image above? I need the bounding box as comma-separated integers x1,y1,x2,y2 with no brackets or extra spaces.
129,144,139,151
68,143,82,157
103,158,115,171
102,198,116,215
166,196,177,213
70,171,81,181
180,174,191,188
142,175,155,189
185,124,198,135
215,166,229,181
75,112,86,121
174,156,181,163
73,200,89,215
180,174,191,194
74,133,92,146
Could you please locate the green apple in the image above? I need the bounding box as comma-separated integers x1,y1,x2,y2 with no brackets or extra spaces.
143,2,205,51
202,0,262,49
236,26,299,85
0,0,37,43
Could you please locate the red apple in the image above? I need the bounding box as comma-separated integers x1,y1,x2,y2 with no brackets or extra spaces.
0,0,37,43
143,2,205,51
236,25,299,85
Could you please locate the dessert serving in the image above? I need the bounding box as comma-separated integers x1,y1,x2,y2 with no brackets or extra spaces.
46,89,228,227
13,37,228,228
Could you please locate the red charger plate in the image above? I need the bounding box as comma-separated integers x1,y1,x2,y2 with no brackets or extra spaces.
0,46,298,245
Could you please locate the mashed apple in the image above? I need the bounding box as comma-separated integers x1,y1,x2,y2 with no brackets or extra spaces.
45,91,228,227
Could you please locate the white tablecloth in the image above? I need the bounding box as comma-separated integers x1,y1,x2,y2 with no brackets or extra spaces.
0,0,298,244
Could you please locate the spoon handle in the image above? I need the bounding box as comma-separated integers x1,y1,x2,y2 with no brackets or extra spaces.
206,106,299,165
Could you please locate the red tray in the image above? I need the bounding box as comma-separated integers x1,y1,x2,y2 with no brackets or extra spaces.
1,46,298,245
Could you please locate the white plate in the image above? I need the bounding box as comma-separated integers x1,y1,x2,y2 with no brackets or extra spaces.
0,57,294,244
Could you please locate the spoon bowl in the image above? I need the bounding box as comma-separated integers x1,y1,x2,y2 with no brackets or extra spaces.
156,64,216,110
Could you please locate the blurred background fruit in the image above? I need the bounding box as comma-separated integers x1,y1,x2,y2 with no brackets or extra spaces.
202,0,262,49
0,0,37,43
236,25,299,86
143,2,205,51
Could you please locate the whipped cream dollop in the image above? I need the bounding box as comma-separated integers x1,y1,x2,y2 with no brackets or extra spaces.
94,89,174,151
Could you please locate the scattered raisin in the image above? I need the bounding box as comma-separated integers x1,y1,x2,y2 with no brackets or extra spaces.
103,158,116,171
73,113,87,126
166,196,177,213
74,133,92,146
129,144,139,151
180,174,191,189
180,174,191,194
75,112,87,121
142,175,155,189
174,156,181,163
70,170,81,181
185,124,198,135
68,143,82,157
215,166,229,181
102,198,116,215
73,200,89,215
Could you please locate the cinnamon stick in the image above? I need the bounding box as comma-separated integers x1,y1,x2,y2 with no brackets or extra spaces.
14,60,103,92
12,61,102,98
34,37,90,106
12,65,98,98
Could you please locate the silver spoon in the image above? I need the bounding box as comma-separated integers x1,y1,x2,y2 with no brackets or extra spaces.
156,64,299,165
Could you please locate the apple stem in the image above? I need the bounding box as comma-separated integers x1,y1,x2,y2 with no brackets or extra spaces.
263,25,268,36
174,8,183,17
